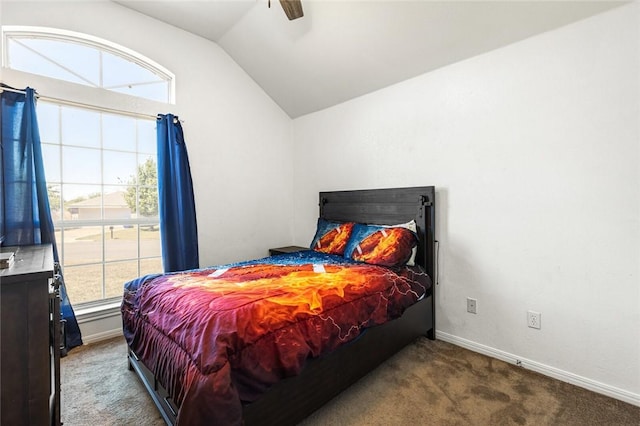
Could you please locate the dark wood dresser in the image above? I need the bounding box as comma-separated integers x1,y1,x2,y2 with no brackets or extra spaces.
1,244,61,426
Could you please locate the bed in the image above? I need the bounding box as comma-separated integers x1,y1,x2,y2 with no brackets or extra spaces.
122,186,436,425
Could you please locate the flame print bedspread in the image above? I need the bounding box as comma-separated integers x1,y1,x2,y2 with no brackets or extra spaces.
122,250,431,425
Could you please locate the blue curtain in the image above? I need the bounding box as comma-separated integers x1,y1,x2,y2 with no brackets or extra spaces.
1,86,82,349
157,114,199,272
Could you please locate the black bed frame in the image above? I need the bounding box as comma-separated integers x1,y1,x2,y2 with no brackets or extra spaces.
127,186,436,425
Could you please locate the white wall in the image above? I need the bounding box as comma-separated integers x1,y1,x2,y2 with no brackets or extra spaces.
293,3,639,404
0,1,294,266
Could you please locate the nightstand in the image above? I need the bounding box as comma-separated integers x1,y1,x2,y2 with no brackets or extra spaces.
269,246,308,256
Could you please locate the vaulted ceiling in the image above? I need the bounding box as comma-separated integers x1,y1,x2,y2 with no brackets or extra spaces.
117,1,624,118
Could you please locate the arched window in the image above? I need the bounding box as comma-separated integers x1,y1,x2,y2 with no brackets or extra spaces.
2,27,172,307
2,26,174,103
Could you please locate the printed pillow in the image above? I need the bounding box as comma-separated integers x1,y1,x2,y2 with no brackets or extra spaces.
309,218,355,256
344,223,418,267
384,220,418,266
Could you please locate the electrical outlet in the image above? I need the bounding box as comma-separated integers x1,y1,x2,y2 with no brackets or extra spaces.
527,311,541,329
467,297,477,314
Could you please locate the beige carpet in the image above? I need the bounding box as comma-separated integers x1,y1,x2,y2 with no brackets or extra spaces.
61,336,639,425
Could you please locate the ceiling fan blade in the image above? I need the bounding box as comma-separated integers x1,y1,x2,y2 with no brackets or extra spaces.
279,0,304,20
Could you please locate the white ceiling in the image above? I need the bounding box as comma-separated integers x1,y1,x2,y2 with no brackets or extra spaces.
117,1,624,118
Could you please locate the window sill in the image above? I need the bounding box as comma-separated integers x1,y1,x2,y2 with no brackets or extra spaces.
75,300,122,323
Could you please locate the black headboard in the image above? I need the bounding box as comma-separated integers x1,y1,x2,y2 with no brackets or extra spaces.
319,186,436,283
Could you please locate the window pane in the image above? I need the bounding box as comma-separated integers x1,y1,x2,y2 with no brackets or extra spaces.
62,107,100,148
103,114,136,151
138,155,157,171
136,157,158,219
138,121,157,154
62,146,101,184
138,187,159,219
37,103,60,144
62,226,103,266
18,38,100,86
141,257,163,276
42,144,61,183
48,184,62,222
63,184,102,220
7,39,90,86
103,150,137,185
140,224,161,258
65,264,104,304
111,81,169,103
105,261,139,299
104,186,133,220
55,228,62,248
102,51,163,87
105,225,138,262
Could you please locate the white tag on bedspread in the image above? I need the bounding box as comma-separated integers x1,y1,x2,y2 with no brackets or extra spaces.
208,268,228,278
313,264,326,273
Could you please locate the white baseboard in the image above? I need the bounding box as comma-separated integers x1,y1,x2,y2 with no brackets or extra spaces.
80,328,124,345
436,331,640,407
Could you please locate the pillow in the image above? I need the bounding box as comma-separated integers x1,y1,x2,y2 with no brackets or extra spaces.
344,223,418,267
309,218,355,256
384,220,418,266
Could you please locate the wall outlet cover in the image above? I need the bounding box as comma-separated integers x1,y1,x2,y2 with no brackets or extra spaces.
467,297,477,314
527,311,541,329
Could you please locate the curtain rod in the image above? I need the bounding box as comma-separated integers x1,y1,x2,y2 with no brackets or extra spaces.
0,86,180,122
